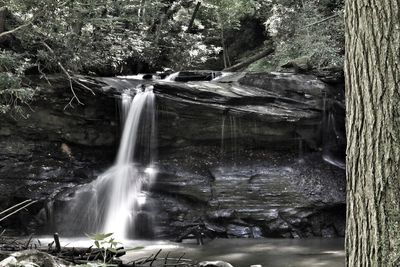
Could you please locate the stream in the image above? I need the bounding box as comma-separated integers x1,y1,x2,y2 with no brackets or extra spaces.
36,237,344,266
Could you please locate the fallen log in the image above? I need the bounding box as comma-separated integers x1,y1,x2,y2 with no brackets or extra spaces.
223,45,275,72
1,234,196,267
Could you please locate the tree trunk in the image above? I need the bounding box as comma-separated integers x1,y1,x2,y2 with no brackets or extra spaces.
138,0,146,22
0,7,6,34
221,28,227,69
186,1,201,33
345,1,400,266
223,46,274,72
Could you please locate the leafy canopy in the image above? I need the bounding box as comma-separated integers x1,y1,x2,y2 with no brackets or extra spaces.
0,0,344,112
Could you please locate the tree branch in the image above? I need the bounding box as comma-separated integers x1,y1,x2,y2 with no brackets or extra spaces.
42,42,84,109
223,45,275,72
301,14,339,29
0,21,32,38
186,1,201,33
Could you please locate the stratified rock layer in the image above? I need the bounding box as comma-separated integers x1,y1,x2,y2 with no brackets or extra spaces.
0,72,345,238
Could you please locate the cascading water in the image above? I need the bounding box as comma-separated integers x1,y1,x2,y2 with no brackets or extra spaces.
220,115,226,156
164,72,179,82
62,86,157,240
101,87,156,238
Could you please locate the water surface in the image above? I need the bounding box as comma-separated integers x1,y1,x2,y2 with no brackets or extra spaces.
37,237,344,266
122,238,344,267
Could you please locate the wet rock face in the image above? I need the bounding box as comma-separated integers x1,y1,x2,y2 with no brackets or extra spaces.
0,72,346,238
150,148,345,239
147,72,345,238
0,76,118,230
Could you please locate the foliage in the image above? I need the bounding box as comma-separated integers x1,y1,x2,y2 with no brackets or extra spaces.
2,0,224,74
202,0,256,31
86,232,120,265
262,0,344,70
246,56,277,72
199,0,258,68
0,50,35,115
1,0,345,73
85,232,143,266
0,0,227,110
0,0,345,112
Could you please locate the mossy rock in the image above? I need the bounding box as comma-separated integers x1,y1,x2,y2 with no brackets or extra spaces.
0,250,72,267
281,56,312,73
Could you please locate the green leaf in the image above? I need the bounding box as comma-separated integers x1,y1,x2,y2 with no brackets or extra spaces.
86,232,114,241
108,247,118,254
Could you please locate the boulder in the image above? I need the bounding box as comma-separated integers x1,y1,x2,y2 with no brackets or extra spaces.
164,71,222,82
0,250,71,267
199,261,234,267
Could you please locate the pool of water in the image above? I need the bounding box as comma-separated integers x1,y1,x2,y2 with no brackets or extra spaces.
36,237,344,267
122,238,344,267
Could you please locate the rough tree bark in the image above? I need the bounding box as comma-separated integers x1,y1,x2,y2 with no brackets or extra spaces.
186,1,201,33
0,7,6,33
345,0,400,266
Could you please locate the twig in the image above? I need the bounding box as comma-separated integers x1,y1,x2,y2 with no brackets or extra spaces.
150,249,162,266
53,233,61,253
176,253,185,267
164,252,170,266
0,200,37,222
0,22,32,38
24,234,33,249
37,62,52,86
41,42,84,109
139,254,154,265
162,264,192,266
0,199,32,216
72,79,95,96
48,240,54,251
86,248,93,262
301,13,340,29
60,0,74,7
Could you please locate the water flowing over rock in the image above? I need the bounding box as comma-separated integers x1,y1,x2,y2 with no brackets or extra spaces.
55,87,157,240
0,72,345,238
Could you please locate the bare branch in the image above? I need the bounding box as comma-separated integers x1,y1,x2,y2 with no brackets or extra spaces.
0,199,32,216
223,45,274,72
0,22,32,38
0,200,38,222
73,79,95,96
41,42,85,108
301,14,339,29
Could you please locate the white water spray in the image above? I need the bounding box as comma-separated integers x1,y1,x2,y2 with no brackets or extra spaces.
102,88,156,238
66,86,157,240
164,72,179,82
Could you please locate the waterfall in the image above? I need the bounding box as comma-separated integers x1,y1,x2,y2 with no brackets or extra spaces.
101,88,156,238
164,72,179,82
62,86,157,240
220,115,226,156
230,116,238,164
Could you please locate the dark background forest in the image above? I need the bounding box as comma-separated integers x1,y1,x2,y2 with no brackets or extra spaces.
0,0,344,113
